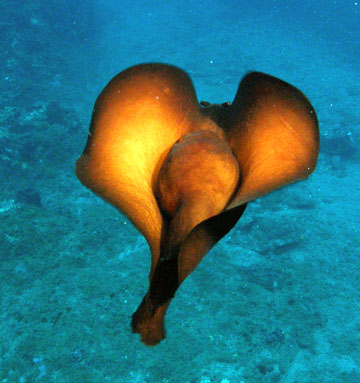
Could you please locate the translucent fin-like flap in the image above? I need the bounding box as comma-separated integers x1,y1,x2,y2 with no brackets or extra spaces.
225,72,319,208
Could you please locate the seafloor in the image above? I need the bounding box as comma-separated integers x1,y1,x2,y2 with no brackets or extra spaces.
1,1,359,382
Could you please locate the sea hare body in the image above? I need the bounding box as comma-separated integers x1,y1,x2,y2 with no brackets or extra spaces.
76,63,319,345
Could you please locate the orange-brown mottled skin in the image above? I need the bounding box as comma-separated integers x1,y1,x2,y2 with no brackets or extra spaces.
76,63,319,345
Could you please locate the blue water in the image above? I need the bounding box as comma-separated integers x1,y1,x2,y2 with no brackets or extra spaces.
1,0,359,382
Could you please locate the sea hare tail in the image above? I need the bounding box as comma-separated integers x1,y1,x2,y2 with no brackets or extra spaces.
131,294,170,346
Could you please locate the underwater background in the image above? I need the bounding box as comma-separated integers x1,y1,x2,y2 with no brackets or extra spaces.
1,0,359,382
